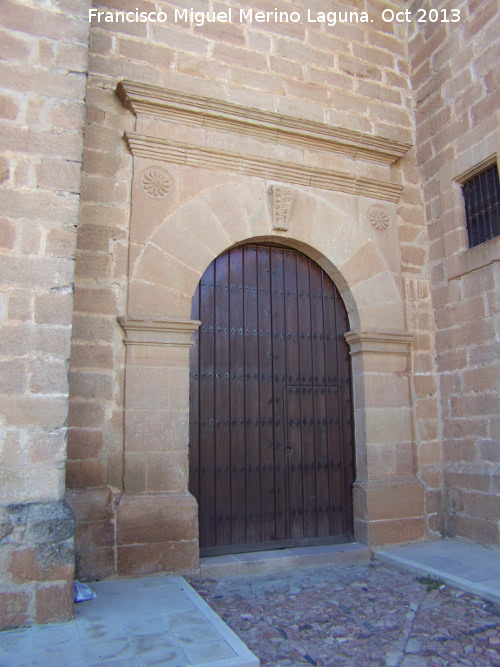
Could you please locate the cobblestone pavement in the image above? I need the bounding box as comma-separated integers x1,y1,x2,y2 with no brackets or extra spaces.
189,561,500,666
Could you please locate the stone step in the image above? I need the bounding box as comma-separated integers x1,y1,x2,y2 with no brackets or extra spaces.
200,542,372,578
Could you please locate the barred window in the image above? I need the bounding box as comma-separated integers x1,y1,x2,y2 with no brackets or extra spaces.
461,162,500,248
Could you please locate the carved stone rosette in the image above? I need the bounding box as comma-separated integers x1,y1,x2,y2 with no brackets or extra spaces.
368,203,390,231
269,184,295,231
140,166,174,198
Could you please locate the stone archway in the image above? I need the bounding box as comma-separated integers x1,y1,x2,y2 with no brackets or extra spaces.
126,179,404,331
116,180,425,576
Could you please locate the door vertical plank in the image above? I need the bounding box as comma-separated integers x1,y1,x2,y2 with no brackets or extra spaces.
323,277,342,537
335,285,355,539
284,249,299,388
299,256,316,538
286,252,304,539
188,284,200,513
198,261,216,547
214,252,231,547
244,245,261,545
270,246,287,541
257,247,276,542
310,264,329,537
229,247,246,545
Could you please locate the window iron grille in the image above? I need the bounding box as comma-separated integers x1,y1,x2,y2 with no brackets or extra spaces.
461,162,500,248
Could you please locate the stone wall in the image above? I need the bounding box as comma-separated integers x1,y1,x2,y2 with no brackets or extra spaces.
65,0,441,581
2,0,498,630
0,0,90,628
409,0,500,547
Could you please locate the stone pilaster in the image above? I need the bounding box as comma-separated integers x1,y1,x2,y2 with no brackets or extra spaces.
115,316,200,576
345,331,426,547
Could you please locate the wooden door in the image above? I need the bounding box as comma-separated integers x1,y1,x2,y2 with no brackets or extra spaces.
189,244,355,556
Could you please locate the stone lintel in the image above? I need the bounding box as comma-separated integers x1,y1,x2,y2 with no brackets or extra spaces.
118,316,200,347
124,132,404,203
345,330,413,357
116,80,412,166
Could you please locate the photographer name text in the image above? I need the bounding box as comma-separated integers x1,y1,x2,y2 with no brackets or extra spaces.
88,7,461,27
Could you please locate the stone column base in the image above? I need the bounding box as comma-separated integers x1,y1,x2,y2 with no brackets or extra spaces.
115,491,199,576
353,477,426,547
0,500,75,630
66,487,119,582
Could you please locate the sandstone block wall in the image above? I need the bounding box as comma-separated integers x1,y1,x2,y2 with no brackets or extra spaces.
2,0,498,629
0,0,90,628
66,0,442,580
409,0,500,547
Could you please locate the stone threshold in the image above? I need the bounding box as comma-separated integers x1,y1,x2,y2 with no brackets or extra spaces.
200,542,372,579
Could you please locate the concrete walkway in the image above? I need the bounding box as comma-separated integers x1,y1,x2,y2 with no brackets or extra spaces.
375,537,500,607
0,538,499,666
0,575,259,667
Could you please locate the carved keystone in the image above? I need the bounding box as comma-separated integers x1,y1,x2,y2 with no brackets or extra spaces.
269,184,295,232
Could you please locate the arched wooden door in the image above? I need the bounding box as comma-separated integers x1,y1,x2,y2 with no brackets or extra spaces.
189,243,355,556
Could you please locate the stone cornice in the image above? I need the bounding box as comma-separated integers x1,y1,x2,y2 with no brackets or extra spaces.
344,330,414,356
125,132,404,203
118,316,201,347
116,80,412,166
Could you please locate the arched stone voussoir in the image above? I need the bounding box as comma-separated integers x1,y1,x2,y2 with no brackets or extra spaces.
175,195,233,259
128,280,193,319
138,181,406,334
235,180,272,238
297,202,400,331
339,241,390,291
350,272,405,331
133,244,202,302
288,193,336,254
359,301,406,331
204,183,253,246
149,214,216,280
